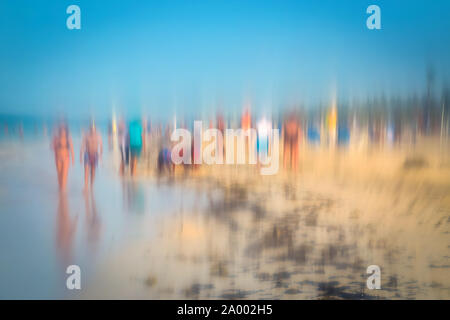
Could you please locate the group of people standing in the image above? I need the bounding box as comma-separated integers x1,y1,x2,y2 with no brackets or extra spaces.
50,109,313,191
51,123,103,192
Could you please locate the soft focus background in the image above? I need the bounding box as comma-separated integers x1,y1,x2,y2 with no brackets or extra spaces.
0,0,449,299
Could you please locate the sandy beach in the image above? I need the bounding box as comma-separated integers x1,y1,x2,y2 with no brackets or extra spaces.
87,136,450,299
0,134,449,299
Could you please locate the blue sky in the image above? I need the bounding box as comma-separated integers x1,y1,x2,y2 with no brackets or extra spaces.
0,0,449,119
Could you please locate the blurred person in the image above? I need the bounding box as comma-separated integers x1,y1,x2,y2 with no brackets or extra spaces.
192,120,202,170
386,118,395,146
80,123,103,191
394,111,402,145
217,112,225,134
117,118,129,175
148,123,162,171
257,117,271,164
241,108,252,164
128,119,145,176
107,120,113,150
326,106,337,148
307,121,321,145
337,124,350,147
283,113,301,171
157,124,174,175
241,108,251,131
176,121,190,174
144,118,153,170
51,124,75,191
369,118,384,148
217,112,226,159
337,117,350,147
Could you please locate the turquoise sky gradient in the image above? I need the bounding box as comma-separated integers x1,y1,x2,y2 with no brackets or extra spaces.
1,0,450,119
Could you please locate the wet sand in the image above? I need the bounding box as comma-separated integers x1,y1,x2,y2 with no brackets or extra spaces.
85,138,450,299
1,137,449,299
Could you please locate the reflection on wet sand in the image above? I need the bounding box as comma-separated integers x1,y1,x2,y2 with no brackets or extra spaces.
56,190,102,267
121,180,147,215
84,192,101,250
56,192,77,267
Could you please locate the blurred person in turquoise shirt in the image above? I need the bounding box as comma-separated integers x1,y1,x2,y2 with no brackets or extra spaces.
129,119,145,176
